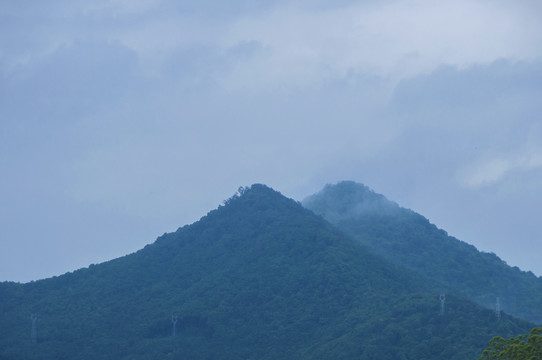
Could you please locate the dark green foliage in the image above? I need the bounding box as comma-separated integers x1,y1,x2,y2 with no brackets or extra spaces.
0,184,533,359
303,181,542,324
479,327,542,360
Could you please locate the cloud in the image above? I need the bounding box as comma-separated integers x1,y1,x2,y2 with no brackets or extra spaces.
389,60,542,180
0,40,141,124
2,0,540,89
2,0,542,281
461,149,542,188
220,0,542,89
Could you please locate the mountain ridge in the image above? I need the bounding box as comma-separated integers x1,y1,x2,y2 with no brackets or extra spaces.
303,180,542,324
0,183,534,359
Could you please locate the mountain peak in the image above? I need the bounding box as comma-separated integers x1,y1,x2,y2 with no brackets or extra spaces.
302,181,400,222
226,183,283,203
214,183,301,217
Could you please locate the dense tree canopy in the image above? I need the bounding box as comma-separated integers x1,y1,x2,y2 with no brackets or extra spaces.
479,328,542,360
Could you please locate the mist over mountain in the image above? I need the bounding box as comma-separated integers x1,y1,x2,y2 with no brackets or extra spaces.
303,181,542,324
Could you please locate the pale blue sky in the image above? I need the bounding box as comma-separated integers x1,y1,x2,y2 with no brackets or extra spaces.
1,0,542,282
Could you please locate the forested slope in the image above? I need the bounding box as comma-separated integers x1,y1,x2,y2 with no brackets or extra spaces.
303,181,542,324
0,184,532,359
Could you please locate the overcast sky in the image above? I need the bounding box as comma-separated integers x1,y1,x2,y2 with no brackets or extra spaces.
1,0,542,282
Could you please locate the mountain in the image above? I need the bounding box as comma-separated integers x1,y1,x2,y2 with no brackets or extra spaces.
0,184,532,359
303,181,542,324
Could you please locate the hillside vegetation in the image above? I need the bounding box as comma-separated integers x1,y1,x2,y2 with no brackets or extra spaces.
0,184,532,359
303,181,542,324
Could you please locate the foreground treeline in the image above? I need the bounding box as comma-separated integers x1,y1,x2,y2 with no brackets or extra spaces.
480,327,542,359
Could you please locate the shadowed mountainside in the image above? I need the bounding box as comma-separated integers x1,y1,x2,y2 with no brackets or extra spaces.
303,181,542,325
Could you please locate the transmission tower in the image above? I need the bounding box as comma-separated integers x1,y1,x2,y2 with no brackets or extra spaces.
171,315,178,337
439,293,446,315
30,314,37,343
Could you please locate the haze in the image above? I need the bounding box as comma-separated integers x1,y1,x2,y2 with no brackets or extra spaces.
1,0,541,282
